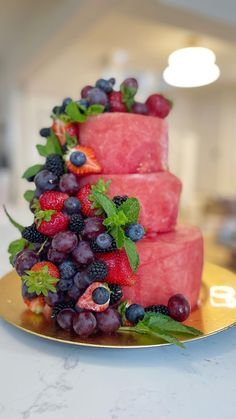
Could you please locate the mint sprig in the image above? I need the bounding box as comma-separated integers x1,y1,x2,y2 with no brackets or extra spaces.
22,266,59,296
36,132,62,157
8,238,33,265
24,190,35,202
119,312,202,348
120,83,137,112
65,101,104,123
22,164,44,180
3,206,24,232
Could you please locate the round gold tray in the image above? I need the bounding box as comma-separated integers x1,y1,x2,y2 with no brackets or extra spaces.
1,263,236,348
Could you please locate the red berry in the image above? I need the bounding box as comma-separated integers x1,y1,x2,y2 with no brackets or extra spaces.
31,261,60,279
97,250,137,286
76,282,110,312
77,184,96,217
37,212,69,237
109,91,127,112
168,294,190,322
145,94,172,118
65,145,101,176
52,119,78,146
81,85,93,98
39,191,69,211
24,296,45,314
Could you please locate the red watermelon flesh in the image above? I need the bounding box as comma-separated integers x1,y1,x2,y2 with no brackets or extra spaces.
122,225,203,309
79,172,182,233
79,113,168,174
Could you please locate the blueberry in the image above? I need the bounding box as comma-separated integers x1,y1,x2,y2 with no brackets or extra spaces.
59,260,77,280
126,223,145,242
39,127,51,138
34,170,58,192
52,105,62,115
92,287,110,305
95,78,115,94
64,197,81,215
76,99,89,109
57,278,74,292
61,97,72,113
125,304,145,324
70,151,87,167
96,233,112,250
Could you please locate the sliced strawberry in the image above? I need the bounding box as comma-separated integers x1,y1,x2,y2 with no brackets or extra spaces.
76,282,110,312
77,184,96,217
65,145,101,175
39,191,69,211
31,261,60,279
52,119,78,146
36,212,69,237
97,250,137,286
24,296,45,314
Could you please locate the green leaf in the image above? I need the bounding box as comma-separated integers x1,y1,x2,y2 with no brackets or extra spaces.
22,266,59,296
124,237,139,272
22,164,44,180
91,178,111,194
120,83,137,112
65,101,87,122
103,211,128,228
24,190,35,202
86,104,105,116
65,132,78,148
35,209,56,226
36,132,62,157
8,238,28,265
110,226,125,249
91,190,117,218
36,144,48,157
143,312,202,336
119,198,140,224
3,206,24,232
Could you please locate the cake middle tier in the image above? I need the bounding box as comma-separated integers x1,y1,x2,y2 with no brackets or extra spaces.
79,172,182,233
79,112,168,173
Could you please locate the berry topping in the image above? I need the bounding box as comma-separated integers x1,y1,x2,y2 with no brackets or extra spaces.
126,223,145,242
108,284,123,306
95,78,115,94
95,233,112,250
24,296,45,314
57,277,74,291
45,154,65,177
168,294,190,322
73,270,94,291
52,301,75,319
81,85,93,98
34,170,58,192
131,102,148,115
145,305,169,316
125,303,145,324
76,282,109,312
69,213,85,234
73,312,97,337
63,197,81,215
77,184,96,217
47,248,67,264
52,119,78,146
109,91,127,112
59,260,77,280
90,235,116,253
59,173,80,195
145,94,172,118
97,250,137,286
22,224,47,243
56,308,75,331
65,145,101,175
45,290,63,307
31,261,60,279
15,250,39,276
87,87,108,106
72,241,94,265
112,195,128,208
39,191,69,211
87,260,108,281
36,211,69,237
92,286,110,305
39,127,51,138
95,307,121,333
21,282,37,300
51,231,78,253
22,261,60,296
81,216,105,239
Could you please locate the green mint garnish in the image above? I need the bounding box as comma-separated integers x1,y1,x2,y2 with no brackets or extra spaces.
8,238,33,266
3,206,24,233
124,237,139,272
36,131,62,157
119,312,202,348
120,83,137,112
65,132,78,148
65,101,104,123
22,164,44,180
86,104,105,116
35,209,56,226
24,190,35,203
22,266,59,296
118,198,140,224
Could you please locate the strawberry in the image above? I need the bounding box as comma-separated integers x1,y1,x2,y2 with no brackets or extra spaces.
52,119,78,146
39,191,69,211
24,296,45,314
31,261,60,279
76,282,110,312
145,94,172,118
77,184,96,217
109,91,127,112
65,145,101,175
36,211,69,237
43,303,53,321
97,250,137,286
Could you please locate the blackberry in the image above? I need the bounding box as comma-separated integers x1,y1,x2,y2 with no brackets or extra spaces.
22,224,47,243
145,304,169,316
112,195,128,208
109,284,123,306
90,236,117,253
45,154,65,177
52,301,75,319
69,214,85,234
87,260,108,281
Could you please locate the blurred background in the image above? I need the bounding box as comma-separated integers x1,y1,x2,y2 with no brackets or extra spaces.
0,0,236,274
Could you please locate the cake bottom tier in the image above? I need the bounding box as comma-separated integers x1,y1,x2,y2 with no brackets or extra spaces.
122,225,204,309
79,172,182,233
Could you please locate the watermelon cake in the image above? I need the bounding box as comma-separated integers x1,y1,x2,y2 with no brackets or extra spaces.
6,77,203,346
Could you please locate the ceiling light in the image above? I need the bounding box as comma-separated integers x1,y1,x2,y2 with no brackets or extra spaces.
163,47,220,88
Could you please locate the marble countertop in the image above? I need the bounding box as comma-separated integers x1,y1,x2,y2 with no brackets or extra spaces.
1,220,236,419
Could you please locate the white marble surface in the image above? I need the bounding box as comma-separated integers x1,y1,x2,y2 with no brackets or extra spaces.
1,222,236,419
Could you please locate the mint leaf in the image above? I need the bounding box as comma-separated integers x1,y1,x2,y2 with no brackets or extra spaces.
22,164,44,180
144,312,202,336
119,198,140,224
65,101,87,122
103,211,128,228
91,178,111,194
120,83,137,112
8,238,28,265
124,237,139,272
36,144,48,157
65,133,78,148
91,190,117,218
87,104,105,116
110,226,125,249
24,190,35,202
36,132,62,157
3,206,24,232
22,266,59,296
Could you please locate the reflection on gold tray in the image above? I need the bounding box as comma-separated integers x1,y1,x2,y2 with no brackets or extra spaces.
0,263,236,348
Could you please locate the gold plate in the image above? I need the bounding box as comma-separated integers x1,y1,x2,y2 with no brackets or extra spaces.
1,263,236,348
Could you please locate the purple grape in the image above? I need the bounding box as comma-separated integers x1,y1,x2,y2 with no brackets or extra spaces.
34,188,43,199
87,87,108,106
132,102,148,115
63,197,81,215
52,231,78,254
67,285,82,301
21,282,37,300
34,170,58,192
72,241,94,265
59,173,80,195
73,312,97,337
47,248,67,264
59,260,78,279
15,250,39,276
56,308,75,331
121,77,138,93
96,308,121,333
168,294,190,322
73,270,94,291
81,85,93,98
45,291,64,307
81,217,106,240
58,277,74,292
